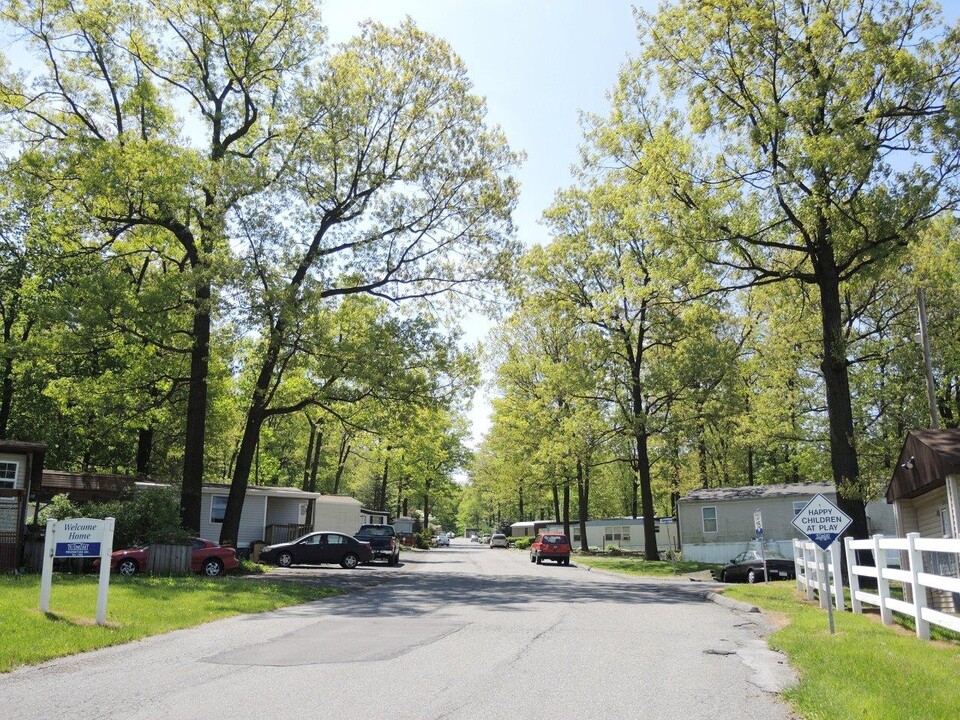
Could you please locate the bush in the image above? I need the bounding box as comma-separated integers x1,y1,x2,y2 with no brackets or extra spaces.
606,545,623,555
513,537,533,550
35,487,187,549
414,530,432,549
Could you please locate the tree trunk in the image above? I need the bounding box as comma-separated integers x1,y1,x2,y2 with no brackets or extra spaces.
332,434,350,494
576,457,589,552
136,427,153,477
518,479,524,520
635,431,660,561
0,355,13,438
562,482,571,542
552,483,561,523
378,456,390,512
814,254,868,542
180,283,212,533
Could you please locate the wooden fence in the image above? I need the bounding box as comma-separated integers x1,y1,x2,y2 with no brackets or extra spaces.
793,538,844,611
265,523,311,545
845,533,960,640
146,544,191,575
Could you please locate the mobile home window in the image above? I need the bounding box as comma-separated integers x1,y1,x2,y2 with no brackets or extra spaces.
793,501,806,516
210,496,227,524
0,461,17,489
622,526,631,542
573,530,581,542
702,507,718,533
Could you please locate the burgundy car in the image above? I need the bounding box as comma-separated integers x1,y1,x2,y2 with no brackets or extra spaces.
105,537,239,577
530,533,571,566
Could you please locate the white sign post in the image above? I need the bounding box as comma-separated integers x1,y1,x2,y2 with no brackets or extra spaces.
792,495,852,634
754,510,767,583
39,517,115,626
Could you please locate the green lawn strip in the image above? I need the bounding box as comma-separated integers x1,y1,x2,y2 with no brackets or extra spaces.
723,584,960,720
0,574,343,673
573,553,717,577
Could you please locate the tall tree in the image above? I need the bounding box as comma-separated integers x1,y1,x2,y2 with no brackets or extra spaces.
607,0,960,538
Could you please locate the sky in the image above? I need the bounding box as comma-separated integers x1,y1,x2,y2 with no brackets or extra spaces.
323,1,656,445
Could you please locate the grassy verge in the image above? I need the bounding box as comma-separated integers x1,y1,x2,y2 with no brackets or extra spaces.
573,553,718,577
0,574,343,673
723,583,960,720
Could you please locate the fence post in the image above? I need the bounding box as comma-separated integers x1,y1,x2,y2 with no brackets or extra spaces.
815,545,829,609
794,539,803,592
845,537,861,614
872,534,892,626
804,542,816,602
906,532,930,640
829,539,844,611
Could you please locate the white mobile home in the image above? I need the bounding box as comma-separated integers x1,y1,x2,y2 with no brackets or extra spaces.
677,482,896,563
542,518,679,553
200,484,362,549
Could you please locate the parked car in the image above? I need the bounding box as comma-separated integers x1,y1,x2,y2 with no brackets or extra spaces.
489,533,508,548
103,537,239,577
530,533,571,565
434,534,450,547
354,524,400,565
259,532,373,569
470,534,479,543
480,534,491,544
715,549,796,583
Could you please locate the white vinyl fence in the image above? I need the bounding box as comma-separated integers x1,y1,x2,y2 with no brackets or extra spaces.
844,533,960,640
793,538,844,611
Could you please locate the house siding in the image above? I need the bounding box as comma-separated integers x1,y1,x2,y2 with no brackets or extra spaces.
199,491,268,548
312,498,361,535
542,519,679,553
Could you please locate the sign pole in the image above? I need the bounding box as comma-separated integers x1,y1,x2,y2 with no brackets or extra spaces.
754,510,767,583
38,517,56,613
95,517,115,626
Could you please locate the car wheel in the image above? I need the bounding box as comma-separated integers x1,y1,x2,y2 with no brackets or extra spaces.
563,558,570,566
536,553,543,565
117,558,139,576
530,553,535,563
719,570,726,582
201,558,224,577
387,554,397,566
341,553,359,569
277,552,293,568
747,568,759,584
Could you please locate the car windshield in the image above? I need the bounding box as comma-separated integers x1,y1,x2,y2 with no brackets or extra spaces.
542,535,567,544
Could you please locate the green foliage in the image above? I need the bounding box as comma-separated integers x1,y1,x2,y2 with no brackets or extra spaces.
512,537,533,550
37,487,186,548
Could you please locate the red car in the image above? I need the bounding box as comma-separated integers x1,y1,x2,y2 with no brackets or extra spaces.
104,537,239,577
530,533,571,566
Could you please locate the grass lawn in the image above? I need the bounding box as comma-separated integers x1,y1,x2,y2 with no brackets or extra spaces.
0,574,343,673
573,553,717,577
723,583,960,720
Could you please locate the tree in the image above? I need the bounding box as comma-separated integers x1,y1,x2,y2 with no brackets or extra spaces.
217,20,518,545
607,0,960,538
1,0,322,530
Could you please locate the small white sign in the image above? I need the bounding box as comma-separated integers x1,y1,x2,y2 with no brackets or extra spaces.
39,516,115,625
792,494,852,550
754,509,763,534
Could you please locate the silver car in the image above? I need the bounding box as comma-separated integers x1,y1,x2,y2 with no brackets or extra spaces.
489,533,508,548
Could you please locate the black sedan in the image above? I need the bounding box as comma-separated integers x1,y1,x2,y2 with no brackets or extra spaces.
715,549,796,583
259,532,373,569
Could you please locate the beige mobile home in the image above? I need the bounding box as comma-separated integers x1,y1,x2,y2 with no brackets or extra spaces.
677,482,895,563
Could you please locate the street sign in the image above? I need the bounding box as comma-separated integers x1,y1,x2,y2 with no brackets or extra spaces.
792,494,852,550
754,509,763,537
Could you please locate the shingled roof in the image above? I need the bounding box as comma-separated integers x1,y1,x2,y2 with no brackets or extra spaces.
680,482,834,502
886,429,960,503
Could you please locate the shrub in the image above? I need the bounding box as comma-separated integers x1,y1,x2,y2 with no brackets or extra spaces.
606,545,623,555
513,537,533,550
35,487,187,549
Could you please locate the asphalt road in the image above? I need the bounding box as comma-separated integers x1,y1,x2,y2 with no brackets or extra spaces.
1,539,798,720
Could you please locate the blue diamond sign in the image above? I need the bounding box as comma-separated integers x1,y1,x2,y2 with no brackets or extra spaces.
792,493,852,550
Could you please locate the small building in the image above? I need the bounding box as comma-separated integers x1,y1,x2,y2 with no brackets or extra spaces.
507,520,553,538
677,482,896,563
541,517,679,553
361,507,390,526
200,484,362,549
0,441,46,570
887,429,960,612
